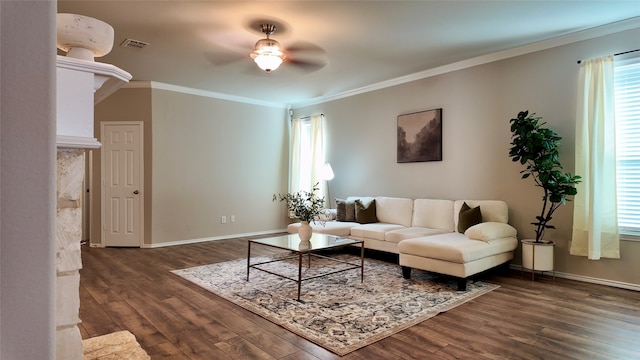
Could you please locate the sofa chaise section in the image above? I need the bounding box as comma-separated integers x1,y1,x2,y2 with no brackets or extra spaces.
398,200,518,290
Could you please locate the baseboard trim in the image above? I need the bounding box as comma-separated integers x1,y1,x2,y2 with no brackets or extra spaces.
510,264,640,292
140,229,287,248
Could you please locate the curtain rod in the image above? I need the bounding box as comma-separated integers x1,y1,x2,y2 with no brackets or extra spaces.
291,113,325,121
577,48,640,64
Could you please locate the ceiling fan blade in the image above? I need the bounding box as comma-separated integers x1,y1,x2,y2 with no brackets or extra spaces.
287,58,327,73
205,50,246,66
286,41,326,55
204,39,253,66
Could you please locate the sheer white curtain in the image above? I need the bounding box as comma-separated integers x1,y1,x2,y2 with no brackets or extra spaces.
289,118,302,193
289,114,327,200
571,56,620,259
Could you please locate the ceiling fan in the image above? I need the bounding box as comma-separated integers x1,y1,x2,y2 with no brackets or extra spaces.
248,23,326,74
250,24,285,73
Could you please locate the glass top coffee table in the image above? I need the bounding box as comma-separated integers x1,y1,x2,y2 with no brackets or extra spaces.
247,233,364,301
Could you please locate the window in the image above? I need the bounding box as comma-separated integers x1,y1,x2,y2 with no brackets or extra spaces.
289,114,326,197
614,56,640,237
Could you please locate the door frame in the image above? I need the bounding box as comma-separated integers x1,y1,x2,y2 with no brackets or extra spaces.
100,121,145,247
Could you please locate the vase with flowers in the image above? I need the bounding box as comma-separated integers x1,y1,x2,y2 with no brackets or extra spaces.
273,182,326,242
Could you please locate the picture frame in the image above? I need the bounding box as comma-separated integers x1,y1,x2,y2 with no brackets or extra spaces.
397,108,442,163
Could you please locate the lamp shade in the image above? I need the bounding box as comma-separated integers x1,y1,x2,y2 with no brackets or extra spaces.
322,163,335,181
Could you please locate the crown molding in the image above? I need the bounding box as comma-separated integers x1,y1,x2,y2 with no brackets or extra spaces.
290,16,640,108
123,81,287,109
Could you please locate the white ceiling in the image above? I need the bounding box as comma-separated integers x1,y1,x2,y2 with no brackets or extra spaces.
57,1,640,107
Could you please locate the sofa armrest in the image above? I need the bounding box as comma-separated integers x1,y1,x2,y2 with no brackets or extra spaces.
464,222,517,242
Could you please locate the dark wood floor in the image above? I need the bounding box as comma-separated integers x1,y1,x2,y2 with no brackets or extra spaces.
79,234,640,359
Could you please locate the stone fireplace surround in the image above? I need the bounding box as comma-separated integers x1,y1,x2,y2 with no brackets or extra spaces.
56,56,130,359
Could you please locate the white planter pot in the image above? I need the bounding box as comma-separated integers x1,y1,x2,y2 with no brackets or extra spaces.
521,239,554,272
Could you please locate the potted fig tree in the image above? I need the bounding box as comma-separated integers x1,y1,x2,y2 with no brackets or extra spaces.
509,110,581,277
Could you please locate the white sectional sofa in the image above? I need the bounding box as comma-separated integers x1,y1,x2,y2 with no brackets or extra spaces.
287,196,518,290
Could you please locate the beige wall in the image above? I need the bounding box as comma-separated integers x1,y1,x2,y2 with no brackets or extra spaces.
93,88,153,245
150,89,288,244
94,87,289,246
294,28,640,286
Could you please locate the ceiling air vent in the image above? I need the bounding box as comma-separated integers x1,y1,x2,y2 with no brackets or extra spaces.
120,38,149,49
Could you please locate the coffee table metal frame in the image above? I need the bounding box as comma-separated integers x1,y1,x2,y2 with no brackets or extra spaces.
247,234,364,301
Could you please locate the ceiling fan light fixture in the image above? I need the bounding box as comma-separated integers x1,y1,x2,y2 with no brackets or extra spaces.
252,53,284,73
250,24,286,73
251,40,286,73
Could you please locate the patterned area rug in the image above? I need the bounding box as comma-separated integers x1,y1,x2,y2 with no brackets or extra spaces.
172,253,498,356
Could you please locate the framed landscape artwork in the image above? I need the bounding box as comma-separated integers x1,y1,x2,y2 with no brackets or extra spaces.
397,108,442,163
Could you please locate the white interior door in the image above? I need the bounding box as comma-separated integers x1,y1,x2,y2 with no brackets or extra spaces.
101,122,144,247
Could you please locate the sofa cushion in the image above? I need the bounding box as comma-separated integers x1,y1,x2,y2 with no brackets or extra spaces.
350,223,405,241
336,198,357,222
287,221,358,237
385,227,450,244
465,222,517,242
398,233,518,263
374,197,414,227
412,199,455,231
458,202,482,233
355,198,378,224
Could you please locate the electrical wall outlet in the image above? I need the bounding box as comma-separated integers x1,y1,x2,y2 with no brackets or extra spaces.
221,216,227,224
230,215,236,223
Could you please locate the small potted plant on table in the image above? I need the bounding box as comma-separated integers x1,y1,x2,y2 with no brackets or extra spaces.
509,111,581,278
273,183,326,243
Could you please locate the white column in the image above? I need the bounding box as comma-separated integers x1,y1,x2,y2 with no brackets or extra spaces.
55,56,130,359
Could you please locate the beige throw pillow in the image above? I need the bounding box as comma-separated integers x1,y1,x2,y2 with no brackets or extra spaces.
465,222,517,242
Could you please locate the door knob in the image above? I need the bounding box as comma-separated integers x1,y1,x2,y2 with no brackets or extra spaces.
133,190,139,194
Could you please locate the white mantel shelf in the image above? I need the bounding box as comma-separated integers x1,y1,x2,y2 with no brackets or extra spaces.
57,56,132,104
56,55,131,149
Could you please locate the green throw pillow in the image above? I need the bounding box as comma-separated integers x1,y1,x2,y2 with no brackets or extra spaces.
458,202,482,233
355,199,378,224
